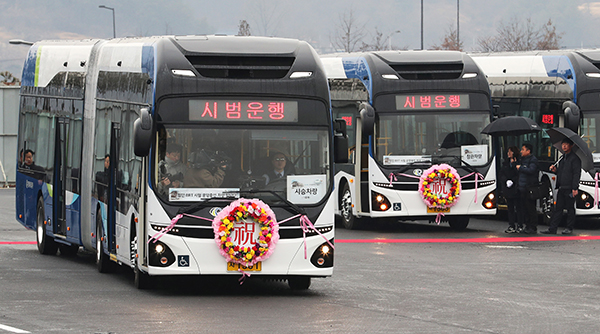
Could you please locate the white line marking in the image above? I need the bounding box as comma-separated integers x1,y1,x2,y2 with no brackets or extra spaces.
0,324,31,333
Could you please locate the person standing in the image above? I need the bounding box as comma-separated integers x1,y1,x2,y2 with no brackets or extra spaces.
516,143,539,234
501,146,521,233
541,138,581,235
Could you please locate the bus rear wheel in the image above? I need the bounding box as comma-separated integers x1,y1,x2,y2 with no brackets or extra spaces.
288,276,311,290
96,209,114,273
340,183,362,229
448,216,469,231
36,197,57,255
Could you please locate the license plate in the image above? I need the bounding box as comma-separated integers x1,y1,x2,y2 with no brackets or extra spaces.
427,207,450,213
227,262,262,272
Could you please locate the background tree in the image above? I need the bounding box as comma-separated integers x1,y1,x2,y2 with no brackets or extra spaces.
331,9,366,52
360,28,405,51
477,16,563,51
431,24,463,51
237,20,251,36
0,71,20,86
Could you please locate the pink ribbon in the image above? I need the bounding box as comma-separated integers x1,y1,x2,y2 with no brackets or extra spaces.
434,212,445,225
460,172,484,204
299,215,335,259
388,173,398,186
237,269,251,285
148,213,213,243
595,173,599,209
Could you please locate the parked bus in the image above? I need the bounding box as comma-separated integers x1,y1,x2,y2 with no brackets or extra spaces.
321,51,496,230
472,50,600,222
15,35,346,290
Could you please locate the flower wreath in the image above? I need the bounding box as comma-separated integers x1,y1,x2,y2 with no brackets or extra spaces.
418,164,461,209
213,198,279,267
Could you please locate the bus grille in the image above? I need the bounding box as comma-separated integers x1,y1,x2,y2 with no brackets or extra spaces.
185,55,295,79
391,63,464,80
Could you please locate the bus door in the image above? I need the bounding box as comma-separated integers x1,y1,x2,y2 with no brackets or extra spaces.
53,117,68,236
354,116,371,214
106,122,121,254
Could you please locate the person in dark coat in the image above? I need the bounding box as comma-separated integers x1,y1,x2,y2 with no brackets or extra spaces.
22,149,45,181
516,143,539,234
500,146,521,233
541,138,582,235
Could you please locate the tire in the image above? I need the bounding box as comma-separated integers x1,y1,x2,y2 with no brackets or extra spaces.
340,183,362,229
538,178,553,226
36,197,58,255
96,209,114,273
288,276,311,290
448,216,470,231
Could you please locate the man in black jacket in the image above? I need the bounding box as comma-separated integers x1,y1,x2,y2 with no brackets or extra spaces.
541,138,581,234
516,143,539,234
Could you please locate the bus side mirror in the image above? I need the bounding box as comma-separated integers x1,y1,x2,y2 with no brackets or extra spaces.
359,102,375,137
334,119,349,163
134,107,154,157
563,101,580,133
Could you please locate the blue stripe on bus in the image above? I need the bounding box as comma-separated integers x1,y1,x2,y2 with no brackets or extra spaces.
341,57,373,102
542,55,576,102
21,45,39,87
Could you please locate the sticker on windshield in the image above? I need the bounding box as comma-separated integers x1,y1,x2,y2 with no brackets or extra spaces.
593,153,600,163
168,188,240,202
287,175,326,204
383,155,432,165
461,145,488,166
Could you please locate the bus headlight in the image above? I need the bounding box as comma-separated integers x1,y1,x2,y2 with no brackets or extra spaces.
149,240,175,267
371,191,391,211
482,191,496,209
576,190,594,209
310,239,334,268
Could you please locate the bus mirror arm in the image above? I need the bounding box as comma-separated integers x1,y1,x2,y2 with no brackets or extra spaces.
133,107,154,157
562,101,580,133
359,103,375,137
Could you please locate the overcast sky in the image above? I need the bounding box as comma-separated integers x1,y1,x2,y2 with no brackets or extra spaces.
2,0,600,77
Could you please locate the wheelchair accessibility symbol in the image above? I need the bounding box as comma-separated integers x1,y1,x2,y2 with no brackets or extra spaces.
393,203,402,211
178,255,190,267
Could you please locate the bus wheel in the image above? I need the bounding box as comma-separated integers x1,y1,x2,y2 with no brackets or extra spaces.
288,276,311,290
340,183,362,229
448,216,469,231
36,197,57,255
96,210,114,273
539,179,553,225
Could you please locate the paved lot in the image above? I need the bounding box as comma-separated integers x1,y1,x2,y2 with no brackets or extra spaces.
1,188,600,333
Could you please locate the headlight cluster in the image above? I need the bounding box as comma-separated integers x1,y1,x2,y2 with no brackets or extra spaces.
372,191,391,211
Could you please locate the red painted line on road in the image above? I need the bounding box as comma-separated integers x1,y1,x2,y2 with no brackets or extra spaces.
0,241,36,245
336,235,600,244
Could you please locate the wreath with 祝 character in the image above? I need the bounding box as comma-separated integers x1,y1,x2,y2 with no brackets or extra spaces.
418,164,461,209
213,198,279,267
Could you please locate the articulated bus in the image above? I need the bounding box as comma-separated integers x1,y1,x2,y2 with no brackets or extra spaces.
321,51,497,230
472,50,600,221
15,35,347,290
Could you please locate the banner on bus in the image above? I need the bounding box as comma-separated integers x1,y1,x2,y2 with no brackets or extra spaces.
461,145,488,166
383,155,432,166
168,188,240,202
287,174,327,204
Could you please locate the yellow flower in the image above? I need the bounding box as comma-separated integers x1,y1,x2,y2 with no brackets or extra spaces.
237,212,243,218
221,236,226,242
246,253,253,260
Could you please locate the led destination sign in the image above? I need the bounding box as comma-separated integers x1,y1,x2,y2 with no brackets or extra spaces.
395,94,470,110
189,100,298,122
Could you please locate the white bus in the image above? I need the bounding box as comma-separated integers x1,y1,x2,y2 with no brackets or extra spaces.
15,35,347,290
472,50,600,222
321,51,497,230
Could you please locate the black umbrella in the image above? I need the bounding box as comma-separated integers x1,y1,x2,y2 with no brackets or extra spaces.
481,116,542,136
546,127,594,173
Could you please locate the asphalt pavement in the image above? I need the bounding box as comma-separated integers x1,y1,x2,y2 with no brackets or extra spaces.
2,188,600,333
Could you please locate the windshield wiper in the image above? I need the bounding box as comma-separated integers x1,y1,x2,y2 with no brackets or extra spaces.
395,159,432,174
177,195,239,215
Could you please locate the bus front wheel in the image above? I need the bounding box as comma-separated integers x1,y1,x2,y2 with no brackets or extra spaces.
340,183,362,229
448,216,470,231
288,276,311,290
36,197,57,255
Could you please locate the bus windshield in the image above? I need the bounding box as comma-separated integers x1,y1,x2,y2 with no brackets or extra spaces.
155,126,331,205
375,112,492,166
582,111,600,165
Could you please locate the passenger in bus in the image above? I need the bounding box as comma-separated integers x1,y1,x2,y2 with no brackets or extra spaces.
95,154,111,202
516,143,539,234
500,146,521,233
157,142,185,195
22,149,45,181
541,138,581,235
184,149,229,188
